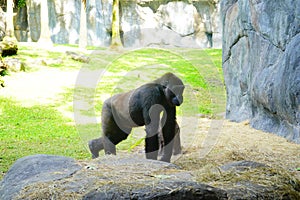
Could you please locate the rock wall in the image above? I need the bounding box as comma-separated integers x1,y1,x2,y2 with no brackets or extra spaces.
221,0,300,143
11,0,221,48
0,8,5,41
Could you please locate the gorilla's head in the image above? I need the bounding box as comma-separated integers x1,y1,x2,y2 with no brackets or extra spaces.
155,73,185,107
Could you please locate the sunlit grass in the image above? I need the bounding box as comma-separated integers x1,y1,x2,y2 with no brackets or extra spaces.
0,98,89,178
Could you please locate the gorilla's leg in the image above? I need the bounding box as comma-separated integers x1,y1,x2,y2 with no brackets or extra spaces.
103,135,116,155
172,123,182,155
145,134,159,160
102,124,130,155
158,122,182,156
88,137,104,159
144,105,161,160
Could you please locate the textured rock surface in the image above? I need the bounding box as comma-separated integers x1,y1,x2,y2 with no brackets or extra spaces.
1,155,298,199
11,0,221,48
0,8,5,41
0,155,227,199
0,155,82,200
221,0,300,143
0,36,18,56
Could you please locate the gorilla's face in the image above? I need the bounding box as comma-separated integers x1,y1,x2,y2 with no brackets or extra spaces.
155,72,185,107
165,85,184,106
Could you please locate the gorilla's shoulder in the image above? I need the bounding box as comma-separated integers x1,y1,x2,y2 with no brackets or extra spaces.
137,83,164,91
135,83,164,96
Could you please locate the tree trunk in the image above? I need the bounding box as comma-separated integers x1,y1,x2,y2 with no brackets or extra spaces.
38,0,52,46
110,0,122,50
6,0,14,37
79,1,87,49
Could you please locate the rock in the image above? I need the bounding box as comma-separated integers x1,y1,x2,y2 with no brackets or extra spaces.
0,8,5,41
39,58,63,66
1,155,299,199
0,154,227,199
66,51,90,63
221,0,300,143
26,0,41,42
157,2,197,37
4,58,25,72
14,7,29,42
0,154,82,200
220,160,267,172
0,36,18,57
14,0,221,48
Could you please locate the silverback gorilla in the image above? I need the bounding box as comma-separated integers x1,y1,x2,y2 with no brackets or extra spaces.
88,72,184,162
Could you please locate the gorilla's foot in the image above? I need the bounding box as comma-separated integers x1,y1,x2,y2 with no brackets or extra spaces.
88,138,104,159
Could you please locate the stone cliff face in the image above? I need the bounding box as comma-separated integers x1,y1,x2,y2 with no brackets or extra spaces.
221,0,300,143
0,8,5,41
11,0,221,48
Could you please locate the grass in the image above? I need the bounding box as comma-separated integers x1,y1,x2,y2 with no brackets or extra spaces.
14,44,89,71
0,98,89,178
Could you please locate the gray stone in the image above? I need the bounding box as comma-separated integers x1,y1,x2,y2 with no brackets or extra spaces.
66,51,90,63
15,7,29,42
0,154,227,199
221,0,300,143
0,36,18,56
1,154,299,199
220,160,267,172
0,7,5,41
13,0,221,48
0,154,82,200
26,0,41,42
3,58,25,72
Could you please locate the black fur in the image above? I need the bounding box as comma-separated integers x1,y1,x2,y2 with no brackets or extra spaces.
89,73,184,162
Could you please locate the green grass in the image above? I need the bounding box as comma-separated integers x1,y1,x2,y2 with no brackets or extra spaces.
0,98,89,178
15,44,89,71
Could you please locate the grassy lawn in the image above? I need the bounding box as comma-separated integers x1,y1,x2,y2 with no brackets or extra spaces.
0,45,224,179
0,98,90,177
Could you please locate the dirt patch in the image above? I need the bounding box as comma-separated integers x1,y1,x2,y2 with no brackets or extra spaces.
0,67,78,106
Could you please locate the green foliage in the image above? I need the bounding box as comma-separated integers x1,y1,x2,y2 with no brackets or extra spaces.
16,0,26,8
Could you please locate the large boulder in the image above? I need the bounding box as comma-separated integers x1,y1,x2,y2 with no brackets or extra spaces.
14,6,29,42
1,155,298,199
0,155,227,199
0,155,82,200
122,1,221,48
221,0,300,143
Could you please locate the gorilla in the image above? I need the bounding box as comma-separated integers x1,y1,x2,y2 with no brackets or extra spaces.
88,72,184,162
